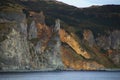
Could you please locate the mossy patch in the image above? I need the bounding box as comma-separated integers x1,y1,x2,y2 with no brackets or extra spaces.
0,22,16,42
0,2,24,13
29,38,40,45
27,17,33,26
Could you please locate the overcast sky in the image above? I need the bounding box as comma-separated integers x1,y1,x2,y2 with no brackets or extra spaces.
57,0,120,7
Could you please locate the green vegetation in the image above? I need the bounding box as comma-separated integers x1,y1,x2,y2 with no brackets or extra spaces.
0,23,9,42
27,17,33,26
100,49,107,54
0,0,24,13
29,38,40,45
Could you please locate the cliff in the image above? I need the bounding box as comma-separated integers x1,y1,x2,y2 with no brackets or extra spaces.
0,0,120,71
0,2,64,70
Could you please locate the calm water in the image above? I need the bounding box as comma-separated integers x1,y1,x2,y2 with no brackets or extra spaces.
0,71,120,80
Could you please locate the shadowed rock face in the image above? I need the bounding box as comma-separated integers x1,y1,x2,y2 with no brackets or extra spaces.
83,29,120,66
92,30,120,50
83,29,95,47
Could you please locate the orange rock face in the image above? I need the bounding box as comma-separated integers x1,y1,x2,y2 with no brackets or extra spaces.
29,11,52,52
59,29,91,59
61,47,104,70
83,29,92,40
36,23,52,52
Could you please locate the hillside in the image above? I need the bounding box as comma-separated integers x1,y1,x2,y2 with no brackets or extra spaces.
1,0,120,34
14,0,120,37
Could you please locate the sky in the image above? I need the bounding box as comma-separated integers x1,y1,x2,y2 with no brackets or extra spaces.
57,0,120,7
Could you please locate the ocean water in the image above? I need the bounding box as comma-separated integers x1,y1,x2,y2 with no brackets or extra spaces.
0,71,120,80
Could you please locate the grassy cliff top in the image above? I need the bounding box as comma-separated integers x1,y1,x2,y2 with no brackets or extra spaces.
0,0,24,13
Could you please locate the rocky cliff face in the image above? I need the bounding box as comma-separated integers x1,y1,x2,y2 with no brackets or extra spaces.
0,11,31,70
95,30,120,50
0,0,120,71
59,28,117,70
61,46,104,70
28,11,64,70
83,29,120,67
0,5,64,71
83,29,95,47
59,29,91,59
0,10,118,70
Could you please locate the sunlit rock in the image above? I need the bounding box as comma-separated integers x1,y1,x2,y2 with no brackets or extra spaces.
59,29,91,59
